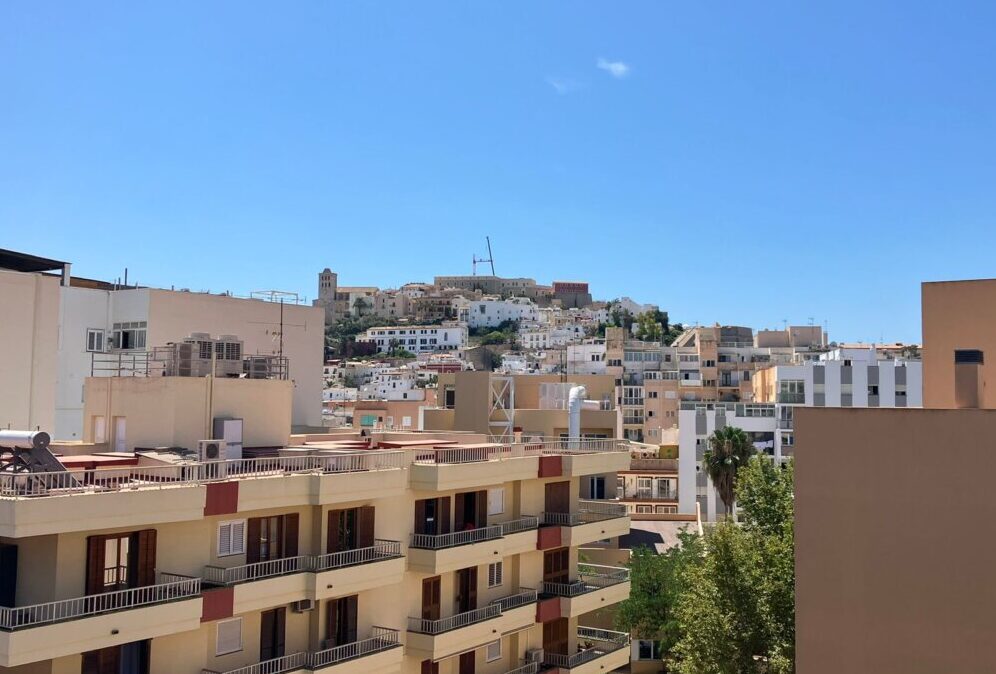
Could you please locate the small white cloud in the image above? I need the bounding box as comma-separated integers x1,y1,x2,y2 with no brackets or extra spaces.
547,77,584,95
596,58,630,79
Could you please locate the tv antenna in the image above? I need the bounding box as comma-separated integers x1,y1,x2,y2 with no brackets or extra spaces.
472,236,496,276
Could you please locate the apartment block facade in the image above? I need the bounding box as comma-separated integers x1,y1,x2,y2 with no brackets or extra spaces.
0,425,633,674
362,326,467,356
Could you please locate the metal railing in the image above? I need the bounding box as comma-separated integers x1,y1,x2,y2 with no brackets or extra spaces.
407,603,501,635
204,556,308,586
628,458,678,471
0,575,201,630
410,525,502,550
202,652,308,674
504,662,539,674
312,540,402,572
308,627,400,669
489,588,538,612
413,443,537,465
542,565,628,597
543,628,629,669
498,516,539,536
541,500,627,527
0,451,406,499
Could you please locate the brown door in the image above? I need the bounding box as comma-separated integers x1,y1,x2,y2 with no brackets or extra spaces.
455,566,478,613
421,576,441,620
475,490,487,528
543,618,569,656
357,506,375,548
248,514,298,562
85,530,156,595
421,660,440,674
82,646,120,674
459,651,476,674
544,548,570,584
260,607,286,660
454,492,467,530
327,595,358,647
545,481,571,514
0,544,16,607
133,529,157,587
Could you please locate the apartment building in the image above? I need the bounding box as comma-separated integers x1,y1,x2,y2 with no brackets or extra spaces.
1,250,325,440
362,326,467,356
423,372,618,441
518,326,586,352
795,278,996,674
682,350,922,521
0,377,634,674
454,298,540,330
434,276,539,298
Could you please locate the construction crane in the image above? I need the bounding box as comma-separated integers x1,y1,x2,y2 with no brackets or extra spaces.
472,236,496,276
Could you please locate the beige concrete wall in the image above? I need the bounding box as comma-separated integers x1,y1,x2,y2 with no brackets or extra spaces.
82,376,292,450
795,407,996,674
143,289,324,427
0,270,59,432
922,279,996,409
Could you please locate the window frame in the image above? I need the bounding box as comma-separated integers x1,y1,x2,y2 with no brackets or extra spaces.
486,639,502,662
217,519,246,557
85,328,105,353
488,561,504,588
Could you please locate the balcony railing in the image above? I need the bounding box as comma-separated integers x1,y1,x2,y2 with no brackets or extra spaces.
504,663,539,674
312,540,402,572
204,556,308,586
542,628,629,669
410,525,503,550
202,652,308,674
0,451,406,499
489,588,538,612
541,565,629,597
498,516,539,536
628,458,678,471
205,541,403,585
407,603,501,635
0,574,200,630
778,418,794,430
309,626,400,669
540,500,627,527
418,438,632,466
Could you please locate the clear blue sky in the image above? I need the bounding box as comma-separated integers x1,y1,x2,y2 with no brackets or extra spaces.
3,2,995,343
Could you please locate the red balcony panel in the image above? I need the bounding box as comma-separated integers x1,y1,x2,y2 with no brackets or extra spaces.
538,455,563,478
537,526,563,550
201,586,234,622
204,481,239,516
536,596,562,623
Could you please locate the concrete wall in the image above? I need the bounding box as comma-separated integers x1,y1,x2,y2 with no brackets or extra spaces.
145,289,324,428
795,407,996,674
82,376,293,451
0,270,60,433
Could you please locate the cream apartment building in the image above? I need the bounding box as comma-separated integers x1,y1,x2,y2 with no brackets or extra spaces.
0,377,633,674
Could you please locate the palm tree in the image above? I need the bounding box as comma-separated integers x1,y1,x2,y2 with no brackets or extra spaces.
702,425,755,518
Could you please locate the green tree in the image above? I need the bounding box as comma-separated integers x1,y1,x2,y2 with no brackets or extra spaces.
615,531,705,661
703,426,756,518
635,312,664,342
674,457,795,673
663,322,685,346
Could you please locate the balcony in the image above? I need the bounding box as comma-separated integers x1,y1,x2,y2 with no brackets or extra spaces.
777,392,805,404
309,627,402,673
409,444,541,491
204,555,308,614
312,540,405,601
499,516,540,555
505,663,539,674
628,458,678,471
541,564,630,617
542,628,630,674
407,590,537,660
0,574,202,667
0,452,408,537
408,525,504,574
203,652,308,674
540,501,630,547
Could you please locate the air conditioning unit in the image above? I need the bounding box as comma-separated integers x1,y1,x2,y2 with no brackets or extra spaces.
526,649,544,664
198,439,227,479
293,599,316,613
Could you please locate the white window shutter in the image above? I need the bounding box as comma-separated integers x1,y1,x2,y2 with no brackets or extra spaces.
216,618,243,655
231,520,246,554
218,523,232,556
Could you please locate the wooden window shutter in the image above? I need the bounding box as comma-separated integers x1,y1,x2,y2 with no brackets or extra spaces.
283,514,299,557
327,510,344,554
475,490,487,528
358,506,375,548
274,607,286,657
85,536,106,595
414,500,427,535
422,576,441,620
135,529,157,587
454,492,466,529
326,598,338,644
345,594,358,643
246,518,262,564
439,497,451,534
467,566,478,609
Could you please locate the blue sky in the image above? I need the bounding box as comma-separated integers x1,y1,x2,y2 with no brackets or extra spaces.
3,1,996,343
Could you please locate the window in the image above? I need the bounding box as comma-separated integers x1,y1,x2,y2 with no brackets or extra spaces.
86,328,105,353
488,561,504,587
486,640,502,662
218,520,246,556
636,640,663,660
636,505,653,514
868,385,879,396
487,487,505,515
216,618,244,655
112,321,147,350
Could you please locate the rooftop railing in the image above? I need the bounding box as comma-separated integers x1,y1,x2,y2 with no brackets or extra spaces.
0,451,406,499
416,438,632,466
410,525,503,550
628,458,678,471
0,574,200,630
542,628,629,670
